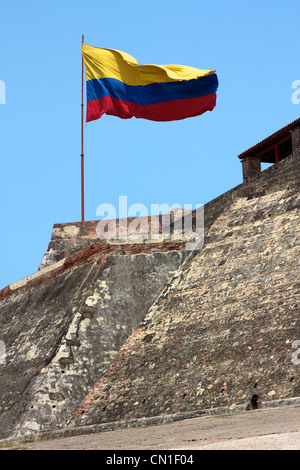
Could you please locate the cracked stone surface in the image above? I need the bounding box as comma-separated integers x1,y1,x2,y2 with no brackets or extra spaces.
0,151,299,443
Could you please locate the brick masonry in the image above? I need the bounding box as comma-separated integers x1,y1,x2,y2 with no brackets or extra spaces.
0,244,190,440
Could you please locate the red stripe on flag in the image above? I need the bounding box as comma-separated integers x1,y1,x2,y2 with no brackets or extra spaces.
86,94,217,123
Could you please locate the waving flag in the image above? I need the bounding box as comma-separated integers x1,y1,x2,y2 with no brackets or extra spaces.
82,44,218,123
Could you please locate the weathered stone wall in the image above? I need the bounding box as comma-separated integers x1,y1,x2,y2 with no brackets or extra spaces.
69,155,300,430
0,151,299,442
0,241,188,440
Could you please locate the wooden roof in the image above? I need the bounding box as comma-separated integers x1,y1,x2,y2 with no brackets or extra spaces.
238,118,300,163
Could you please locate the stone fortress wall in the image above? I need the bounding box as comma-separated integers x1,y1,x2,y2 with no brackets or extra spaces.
0,119,299,442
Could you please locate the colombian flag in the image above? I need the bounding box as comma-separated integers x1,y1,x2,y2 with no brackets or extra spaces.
82,44,218,123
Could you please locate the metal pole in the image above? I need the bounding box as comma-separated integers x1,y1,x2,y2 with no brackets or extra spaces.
81,34,85,222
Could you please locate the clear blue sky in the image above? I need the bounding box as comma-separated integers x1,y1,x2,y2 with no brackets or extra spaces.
1,0,299,290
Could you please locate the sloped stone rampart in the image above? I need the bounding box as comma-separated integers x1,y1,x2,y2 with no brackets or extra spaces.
70,180,300,429
0,152,299,442
0,245,188,440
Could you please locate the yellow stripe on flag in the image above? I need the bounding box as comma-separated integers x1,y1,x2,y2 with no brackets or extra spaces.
82,44,215,86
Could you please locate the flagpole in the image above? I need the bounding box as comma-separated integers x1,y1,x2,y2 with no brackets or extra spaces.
81,34,85,222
